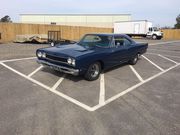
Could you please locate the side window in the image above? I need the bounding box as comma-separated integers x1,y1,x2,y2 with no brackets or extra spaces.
83,35,101,43
124,38,132,46
114,36,132,47
114,36,124,47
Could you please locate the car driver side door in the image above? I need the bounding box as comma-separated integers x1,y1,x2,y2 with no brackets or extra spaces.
107,36,129,66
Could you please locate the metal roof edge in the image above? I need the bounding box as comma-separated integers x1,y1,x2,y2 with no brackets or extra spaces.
19,13,131,16
114,20,150,23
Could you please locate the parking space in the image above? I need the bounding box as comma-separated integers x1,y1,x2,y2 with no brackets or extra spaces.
57,75,100,107
31,67,64,88
131,56,160,80
105,65,140,100
0,40,180,134
5,59,40,75
0,41,180,112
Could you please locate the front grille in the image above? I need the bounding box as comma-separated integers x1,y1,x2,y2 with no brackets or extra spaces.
46,54,67,63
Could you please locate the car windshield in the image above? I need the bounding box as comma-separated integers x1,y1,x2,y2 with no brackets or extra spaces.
78,34,112,48
153,27,159,31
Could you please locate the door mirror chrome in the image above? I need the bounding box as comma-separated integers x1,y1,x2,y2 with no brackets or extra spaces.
116,42,120,46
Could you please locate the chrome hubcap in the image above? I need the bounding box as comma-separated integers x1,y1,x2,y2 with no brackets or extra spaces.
89,64,99,78
134,57,137,63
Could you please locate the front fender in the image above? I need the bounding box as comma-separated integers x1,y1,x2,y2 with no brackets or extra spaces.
76,51,108,73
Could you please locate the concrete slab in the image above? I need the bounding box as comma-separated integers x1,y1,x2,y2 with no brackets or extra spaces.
147,48,180,57
144,54,175,70
57,75,100,107
0,41,180,135
148,42,180,50
131,57,160,80
32,67,64,88
4,59,39,75
104,64,140,100
122,66,180,135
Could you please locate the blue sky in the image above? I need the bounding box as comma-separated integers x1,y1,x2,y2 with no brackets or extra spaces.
0,0,179,27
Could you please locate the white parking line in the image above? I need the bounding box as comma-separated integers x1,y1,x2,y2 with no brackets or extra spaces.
146,52,180,59
2,60,179,112
148,48,180,53
52,74,66,90
1,52,180,112
99,73,105,105
149,40,180,46
142,55,164,71
158,54,178,64
28,66,43,77
0,57,36,63
129,65,144,82
0,62,94,112
92,63,180,111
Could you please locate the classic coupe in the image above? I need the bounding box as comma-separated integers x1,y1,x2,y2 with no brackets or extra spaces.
36,34,148,81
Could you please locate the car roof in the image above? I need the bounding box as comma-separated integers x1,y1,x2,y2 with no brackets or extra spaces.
82,33,136,44
85,33,127,37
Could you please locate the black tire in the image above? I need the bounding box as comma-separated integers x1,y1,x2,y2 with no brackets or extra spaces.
152,34,157,40
129,54,139,65
84,62,101,81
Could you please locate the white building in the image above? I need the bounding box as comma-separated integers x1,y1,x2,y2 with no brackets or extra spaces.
20,14,131,28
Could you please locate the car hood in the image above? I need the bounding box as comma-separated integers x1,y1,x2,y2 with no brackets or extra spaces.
42,44,96,58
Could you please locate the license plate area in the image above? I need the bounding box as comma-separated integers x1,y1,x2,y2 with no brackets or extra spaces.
50,65,62,71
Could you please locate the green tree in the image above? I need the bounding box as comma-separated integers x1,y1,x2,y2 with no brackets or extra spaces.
0,15,12,22
174,14,180,29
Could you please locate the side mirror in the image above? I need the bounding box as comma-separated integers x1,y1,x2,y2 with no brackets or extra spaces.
116,42,120,46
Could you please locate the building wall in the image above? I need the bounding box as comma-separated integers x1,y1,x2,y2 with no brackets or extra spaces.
20,14,131,28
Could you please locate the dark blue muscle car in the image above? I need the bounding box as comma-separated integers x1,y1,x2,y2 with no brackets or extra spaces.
36,34,148,81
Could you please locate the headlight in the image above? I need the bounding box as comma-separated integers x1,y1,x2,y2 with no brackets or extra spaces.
42,52,46,58
67,58,76,66
37,51,42,58
67,58,72,64
72,59,76,66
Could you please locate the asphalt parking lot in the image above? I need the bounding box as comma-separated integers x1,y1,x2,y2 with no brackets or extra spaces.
0,40,180,135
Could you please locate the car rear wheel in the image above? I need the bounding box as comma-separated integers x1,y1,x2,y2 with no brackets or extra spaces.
84,62,101,81
50,42,55,46
129,54,140,65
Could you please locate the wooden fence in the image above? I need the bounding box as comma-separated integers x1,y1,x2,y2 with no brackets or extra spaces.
0,23,113,43
0,23,180,43
161,29,180,40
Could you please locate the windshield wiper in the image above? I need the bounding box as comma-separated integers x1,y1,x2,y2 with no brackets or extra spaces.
77,42,83,46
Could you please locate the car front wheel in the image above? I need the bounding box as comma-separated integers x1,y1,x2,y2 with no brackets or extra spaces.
84,62,101,81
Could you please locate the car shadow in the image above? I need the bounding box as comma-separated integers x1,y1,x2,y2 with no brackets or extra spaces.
41,67,64,77
64,75,85,82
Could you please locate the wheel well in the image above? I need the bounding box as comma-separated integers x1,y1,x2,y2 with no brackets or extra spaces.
96,60,104,70
137,52,141,56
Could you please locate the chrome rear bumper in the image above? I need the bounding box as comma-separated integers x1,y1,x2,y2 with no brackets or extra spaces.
37,59,79,76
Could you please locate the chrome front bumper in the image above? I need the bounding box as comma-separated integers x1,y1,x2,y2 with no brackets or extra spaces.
37,59,79,76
